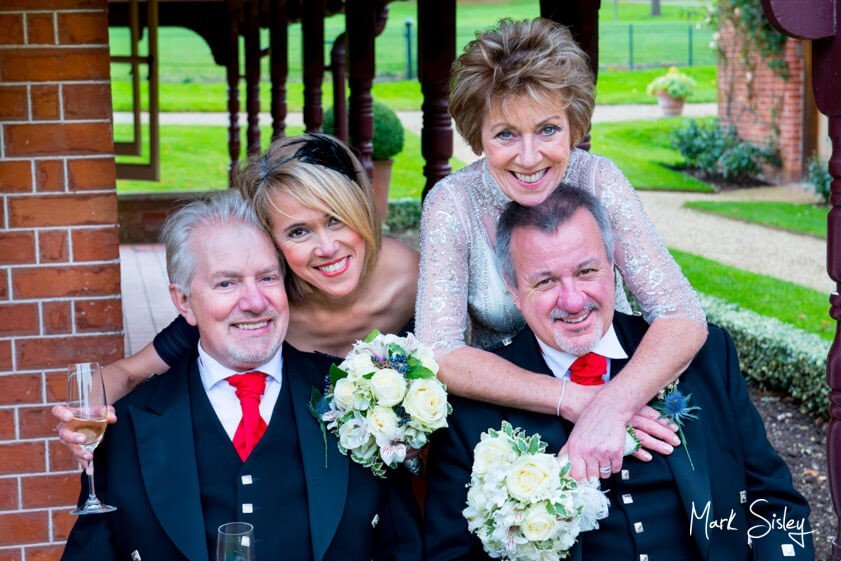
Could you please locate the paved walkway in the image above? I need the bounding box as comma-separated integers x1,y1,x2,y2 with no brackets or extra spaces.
118,103,831,352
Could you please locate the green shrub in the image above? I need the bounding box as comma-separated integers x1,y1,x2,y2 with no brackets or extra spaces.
699,294,829,419
384,198,421,233
323,101,405,161
646,66,697,100
671,119,778,183
807,154,831,204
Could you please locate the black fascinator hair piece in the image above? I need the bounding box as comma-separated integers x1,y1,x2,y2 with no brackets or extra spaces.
294,133,359,184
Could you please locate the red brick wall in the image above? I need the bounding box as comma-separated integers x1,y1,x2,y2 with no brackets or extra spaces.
0,1,122,559
718,21,806,182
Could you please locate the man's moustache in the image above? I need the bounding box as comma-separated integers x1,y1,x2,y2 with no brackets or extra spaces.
550,302,597,320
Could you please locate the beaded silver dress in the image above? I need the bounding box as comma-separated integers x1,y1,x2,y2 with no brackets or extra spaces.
415,150,706,356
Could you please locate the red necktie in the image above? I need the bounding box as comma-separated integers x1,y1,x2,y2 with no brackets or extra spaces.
568,353,607,386
227,371,268,461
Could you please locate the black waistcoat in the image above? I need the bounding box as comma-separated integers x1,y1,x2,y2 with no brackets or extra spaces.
580,453,701,561
189,370,312,560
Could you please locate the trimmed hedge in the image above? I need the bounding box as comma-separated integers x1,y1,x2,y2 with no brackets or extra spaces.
699,294,830,420
384,197,421,234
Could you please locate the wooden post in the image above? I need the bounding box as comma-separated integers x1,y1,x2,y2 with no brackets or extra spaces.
244,0,261,155
226,1,241,184
270,0,289,142
346,0,376,181
330,32,348,143
418,0,455,199
302,0,325,133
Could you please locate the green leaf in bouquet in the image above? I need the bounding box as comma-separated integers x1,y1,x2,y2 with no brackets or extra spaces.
387,342,408,357
526,434,541,455
548,501,569,517
406,363,435,379
363,372,375,380
329,364,349,385
559,462,571,478
364,329,382,343
501,421,515,438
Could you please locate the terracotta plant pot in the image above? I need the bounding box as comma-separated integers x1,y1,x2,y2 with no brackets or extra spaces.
656,92,685,117
372,158,393,222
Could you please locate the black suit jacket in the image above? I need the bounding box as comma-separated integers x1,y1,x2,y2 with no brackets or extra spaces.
424,313,813,561
62,343,423,561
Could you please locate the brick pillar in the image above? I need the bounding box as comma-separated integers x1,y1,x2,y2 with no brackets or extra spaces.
0,1,122,559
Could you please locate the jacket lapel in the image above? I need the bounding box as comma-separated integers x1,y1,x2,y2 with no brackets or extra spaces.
130,361,208,561
286,345,349,561
662,372,712,560
499,329,570,457
612,314,713,560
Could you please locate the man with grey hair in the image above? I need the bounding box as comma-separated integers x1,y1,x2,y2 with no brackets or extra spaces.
63,190,422,561
424,186,812,561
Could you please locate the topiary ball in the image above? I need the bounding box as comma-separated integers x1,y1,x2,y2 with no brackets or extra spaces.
323,101,404,161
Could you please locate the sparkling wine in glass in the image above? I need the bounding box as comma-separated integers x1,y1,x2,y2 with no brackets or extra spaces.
216,522,254,561
67,362,116,515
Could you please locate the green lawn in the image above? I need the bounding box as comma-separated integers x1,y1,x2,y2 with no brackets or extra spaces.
671,249,834,340
109,0,715,95
112,65,717,113
682,201,827,238
115,123,464,198
597,66,716,104
589,119,715,192
117,118,710,195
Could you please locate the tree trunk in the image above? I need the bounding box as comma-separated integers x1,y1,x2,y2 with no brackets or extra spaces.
651,0,661,16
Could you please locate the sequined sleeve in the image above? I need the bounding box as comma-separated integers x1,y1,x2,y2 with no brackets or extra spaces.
594,157,707,325
415,179,472,357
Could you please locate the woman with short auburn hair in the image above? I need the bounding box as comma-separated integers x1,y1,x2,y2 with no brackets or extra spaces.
416,18,708,480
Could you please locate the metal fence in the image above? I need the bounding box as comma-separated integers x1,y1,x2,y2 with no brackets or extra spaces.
109,20,717,84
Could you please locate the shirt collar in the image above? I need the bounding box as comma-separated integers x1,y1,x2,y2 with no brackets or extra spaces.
197,340,284,392
536,324,628,379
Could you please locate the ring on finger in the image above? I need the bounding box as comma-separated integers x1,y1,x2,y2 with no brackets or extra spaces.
599,465,612,475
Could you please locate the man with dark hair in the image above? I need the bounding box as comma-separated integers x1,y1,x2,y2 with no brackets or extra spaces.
62,190,422,561
425,186,813,561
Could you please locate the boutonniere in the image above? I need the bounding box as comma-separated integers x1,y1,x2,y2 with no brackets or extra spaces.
653,380,700,470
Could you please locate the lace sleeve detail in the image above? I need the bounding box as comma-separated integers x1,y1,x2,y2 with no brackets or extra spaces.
415,181,472,358
595,158,706,325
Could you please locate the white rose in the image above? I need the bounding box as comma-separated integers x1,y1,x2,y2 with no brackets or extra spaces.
338,417,370,450
466,484,491,513
369,368,407,407
333,378,357,410
367,406,400,447
521,503,559,542
344,352,376,380
473,435,516,475
414,344,439,374
506,453,560,503
402,378,449,431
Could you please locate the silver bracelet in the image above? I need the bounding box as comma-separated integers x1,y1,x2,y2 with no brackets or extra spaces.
555,377,568,417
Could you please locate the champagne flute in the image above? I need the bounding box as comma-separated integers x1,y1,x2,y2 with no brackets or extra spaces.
216,522,254,561
67,362,116,515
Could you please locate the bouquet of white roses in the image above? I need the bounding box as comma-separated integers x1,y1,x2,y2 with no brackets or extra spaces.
315,330,451,477
463,422,610,561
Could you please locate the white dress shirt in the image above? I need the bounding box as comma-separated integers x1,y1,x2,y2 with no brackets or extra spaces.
196,342,284,441
536,325,628,382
